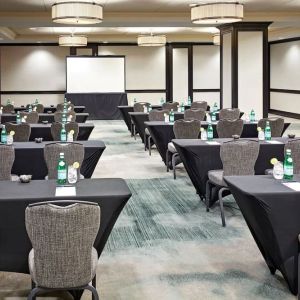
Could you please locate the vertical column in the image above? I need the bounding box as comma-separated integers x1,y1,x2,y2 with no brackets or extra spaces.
220,22,271,118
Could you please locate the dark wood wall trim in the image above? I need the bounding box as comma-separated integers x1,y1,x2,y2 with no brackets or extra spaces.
0,91,65,95
269,37,300,45
270,88,300,95
269,109,300,120
193,89,220,92
126,89,166,93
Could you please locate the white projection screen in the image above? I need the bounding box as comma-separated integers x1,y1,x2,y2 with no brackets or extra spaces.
66,56,125,93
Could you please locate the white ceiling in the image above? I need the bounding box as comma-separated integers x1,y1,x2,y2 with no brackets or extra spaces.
0,0,299,42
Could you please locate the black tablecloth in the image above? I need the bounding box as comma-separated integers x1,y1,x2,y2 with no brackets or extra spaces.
0,179,131,293
173,137,289,199
1,113,89,124
10,141,105,179
225,175,300,295
0,123,94,141
14,106,85,113
145,121,290,165
66,93,128,120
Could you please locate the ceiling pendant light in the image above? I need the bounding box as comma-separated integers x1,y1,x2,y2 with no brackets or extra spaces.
191,2,244,24
137,34,166,47
52,1,103,25
213,34,220,45
59,35,87,47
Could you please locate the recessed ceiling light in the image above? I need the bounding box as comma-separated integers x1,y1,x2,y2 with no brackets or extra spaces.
103,41,108,43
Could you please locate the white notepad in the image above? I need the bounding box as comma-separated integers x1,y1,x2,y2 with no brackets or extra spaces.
282,182,300,191
206,141,220,145
265,140,283,144
55,186,76,197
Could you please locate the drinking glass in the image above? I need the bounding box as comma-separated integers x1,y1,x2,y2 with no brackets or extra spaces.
273,162,284,180
201,130,207,141
68,166,78,184
6,135,13,145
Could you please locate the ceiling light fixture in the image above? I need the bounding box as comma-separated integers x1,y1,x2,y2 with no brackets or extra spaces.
59,35,87,47
213,34,220,45
191,2,244,24
52,1,103,24
137,34,166,46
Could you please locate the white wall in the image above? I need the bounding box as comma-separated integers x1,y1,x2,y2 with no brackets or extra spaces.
222,33,232,108
238,31,263,119
270,40,300,113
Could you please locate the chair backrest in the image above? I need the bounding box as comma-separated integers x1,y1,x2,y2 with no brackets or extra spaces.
284,139,300,174
219,108,240,120
190,101,208,111
184,109,206,121
56,103,75,112
25,201,100,288
0,144,15,180
5,122,31,142
44,142,84,179
162,102,179,112
221,140,259,176
257,118,284,137
216,119,244,138
54,111,76,123
2,104,14,113
173,119,201,139
148,109,168,121
133,102,151,112
51,122,79,141
34,104,44,113
20,111,39,124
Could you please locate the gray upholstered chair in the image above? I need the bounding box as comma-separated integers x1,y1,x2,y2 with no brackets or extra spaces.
34,104,44,113
184,109,206,121
56,103,75,112
257,118,284,137
190,101,208,111
219,108,240,120
284,140,300,174
25,200,100,300
216,119,244,138
167,119,201,179
2,104,14,113
51,122,79,141
54,111,76,123
206,140,259,226
144,109,168,155
131,102,151,139
0,144,15,181
44,142,84,180
5,122,31,142
20,112,39,124
162,102,179,112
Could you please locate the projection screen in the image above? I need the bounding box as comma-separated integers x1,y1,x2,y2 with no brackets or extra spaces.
66,56,125,93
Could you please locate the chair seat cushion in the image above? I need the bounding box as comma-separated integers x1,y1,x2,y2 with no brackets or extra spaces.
145,128,150,135
208,170,227,187
29,247,98,286
168,142,177,153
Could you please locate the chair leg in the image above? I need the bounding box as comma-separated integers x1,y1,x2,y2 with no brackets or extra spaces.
92,275,97,300
205,180,212,212
144,133,147,151
148,136,152,156
218,188,227,227
166,150,170,172
172,153,177,180
27,287,43,300
85,284,99,300
130,122,134,137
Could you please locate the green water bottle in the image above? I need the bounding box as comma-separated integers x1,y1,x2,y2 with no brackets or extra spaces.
62,113,67,124
7,99,11,105
187,96,192,106
57,152,67,185
60,123,67,141
16,111,21,124
148,104,152,112
250,109,255,123
265,121,271,140
169,109,175,123
35,99,39,105
64,97,67,104
28,104,32,113
181,102,185,112
211,111,217,122
1,125,7,144
207,123,213,140
283,149,293,181
213,102,218,112
63,103,67,113
160,97,164,105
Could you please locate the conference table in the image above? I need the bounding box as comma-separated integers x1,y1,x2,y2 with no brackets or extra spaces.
225,175,300,295
14,106,85,113
11,140,106,179
145,121,290,165
66,93,128,120
0,113,89,124
0,123,94,141
0,178,131,299
173,137,291,200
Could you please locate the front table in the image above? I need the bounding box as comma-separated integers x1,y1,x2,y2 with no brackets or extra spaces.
225,175,300,295
0,178,131,297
